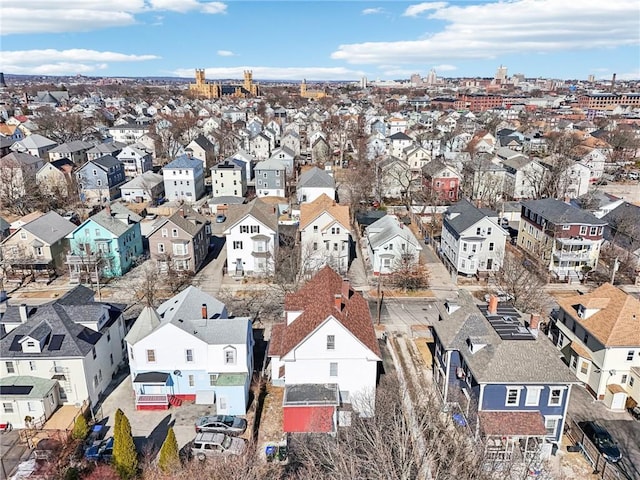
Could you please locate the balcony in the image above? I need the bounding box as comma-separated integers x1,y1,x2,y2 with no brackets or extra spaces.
553,249,592,261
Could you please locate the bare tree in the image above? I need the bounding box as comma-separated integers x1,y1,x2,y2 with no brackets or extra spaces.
388,253,431,293
33,106,97,143
493,249,552,314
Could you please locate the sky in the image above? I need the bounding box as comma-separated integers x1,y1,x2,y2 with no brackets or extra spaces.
1,0,639,81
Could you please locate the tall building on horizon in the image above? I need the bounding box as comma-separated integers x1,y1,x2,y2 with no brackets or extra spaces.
495,65,508,83
426,68,437,85
189,69,259,99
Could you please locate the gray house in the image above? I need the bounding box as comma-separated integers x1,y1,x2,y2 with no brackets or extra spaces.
254,157,287,198
76,155,126,204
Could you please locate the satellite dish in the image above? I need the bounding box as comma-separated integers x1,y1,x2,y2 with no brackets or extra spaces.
173,370,182,377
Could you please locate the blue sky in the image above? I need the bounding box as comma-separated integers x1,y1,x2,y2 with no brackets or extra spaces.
1,0,638,81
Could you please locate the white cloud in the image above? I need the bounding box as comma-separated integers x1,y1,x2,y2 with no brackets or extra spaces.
334,0,639,65
1,0,226,35
217,50,235,57
432,64,456,71
380,68,415,77
362,7,383,15
173,66,367,81
403,2,448,17
1,49,160,75
613,70,640,81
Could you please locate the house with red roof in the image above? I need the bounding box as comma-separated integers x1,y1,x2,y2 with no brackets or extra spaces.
268,266,381,433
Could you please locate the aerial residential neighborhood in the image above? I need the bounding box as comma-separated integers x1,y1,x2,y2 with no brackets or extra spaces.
1,37,640,480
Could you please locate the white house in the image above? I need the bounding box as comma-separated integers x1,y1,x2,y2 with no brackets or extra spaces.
501,156,545,200
211,159,247,198
269,146,295,176
0,376,61,429
119,171,165,203
125,287,253,414
268,266,381,432
296,166,335,204
551,284,640,409
440,200,508,276
248,133,271,160
299,194,352,274
364,215,422,275
223,199,278,276
387,132,414,159
162,154,205,202
0,286,127,407
117,145,153,178
10,134,57,159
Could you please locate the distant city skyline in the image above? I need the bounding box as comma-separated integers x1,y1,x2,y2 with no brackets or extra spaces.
1,0,638,81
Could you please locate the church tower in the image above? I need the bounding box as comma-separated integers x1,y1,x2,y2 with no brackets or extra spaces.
300,79,307,97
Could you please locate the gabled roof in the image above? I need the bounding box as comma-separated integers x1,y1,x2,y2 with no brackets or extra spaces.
556,283,640,347
21,211,76,244
157,285,227,324
149,206,208,238
48,140,93,154
365,214,421,250
268,266,380,359
299,194,350,231
164,154,202,169
224,198,278,233
421,159,457,178
388,131,412,141
443,200,503,238
13,134,57,149
255,157,286,171
297,166,335,189
522,198,606,226
120,171,164,189
91,155,122,170
124,306,162,344
0,152,43,167
84,204,142,237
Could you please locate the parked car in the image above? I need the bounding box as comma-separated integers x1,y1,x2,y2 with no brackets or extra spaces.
62,211,80,225
215,214,226,223
84,437,114,462
191,432,246,460
194,415,247,435
578,421,622,463
629,406,640,421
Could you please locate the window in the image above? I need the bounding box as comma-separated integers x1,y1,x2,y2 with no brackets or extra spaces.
224,348,236,365
29,361,36,371
186,349,194,362
146,349,156,363
26,341,35,348
172,229,178,237
630,377,635,387
313,242,318,251
562,224,570,230
579,226,587,235
487,227,492,235
589,226,597,235
3,402,14,413
250,225,260,234
313,225,318,233
329,362,338,377
476,227,481,235
93,169,97,176
570,356,577,370
209,374,218,386
580,361,589,375
233,241,243,249
462,242,467,252
158,243,165,253
5,361,14,374
548,387,564,406
327,335,335,350
188,375,195,387
621,374,628,384
544,417,559,437
506,387,521,406
93,375,99,388
98,369,103,382
331,227,340,235
96,179,102,186
333,243,338,251
161,228,168,237
627,350,634,361
525,387,542,406
110,354,113,365
488,242,494,251
27,401,35,412
240,225,249,233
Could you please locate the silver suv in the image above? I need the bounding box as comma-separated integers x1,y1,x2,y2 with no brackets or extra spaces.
191,432,246,460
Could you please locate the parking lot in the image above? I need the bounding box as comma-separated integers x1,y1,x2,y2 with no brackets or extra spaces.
568,384,640,479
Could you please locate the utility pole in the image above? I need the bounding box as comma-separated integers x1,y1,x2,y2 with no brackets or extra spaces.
376,274,383,325
610,257,619,285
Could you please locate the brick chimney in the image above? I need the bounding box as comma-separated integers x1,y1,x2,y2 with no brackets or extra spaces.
178,207,185,217
201,303,208,319
334,294,342,312
529,313,541,333
487,295,498,315
341,278,350,301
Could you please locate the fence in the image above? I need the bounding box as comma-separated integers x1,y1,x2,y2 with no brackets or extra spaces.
564,417,630,480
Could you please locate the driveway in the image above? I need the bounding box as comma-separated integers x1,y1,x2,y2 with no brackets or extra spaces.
568,384,640,479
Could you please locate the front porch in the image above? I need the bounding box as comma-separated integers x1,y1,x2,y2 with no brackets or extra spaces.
132,372,173,410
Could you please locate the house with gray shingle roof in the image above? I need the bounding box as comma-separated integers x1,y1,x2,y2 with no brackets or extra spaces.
431,290,576,459
147,205,210,273
1,211,76,282
76,155,127,204
162,154,206,202
10,134,57,158
119,171,165,204
65,203,143,280
440,200,508,277
0,151,45,201
223,199,278,276
296,166,335,204
254,157,287,198
124,287,253,413
48,140,94,165
364,214,422,275
0,286,127,406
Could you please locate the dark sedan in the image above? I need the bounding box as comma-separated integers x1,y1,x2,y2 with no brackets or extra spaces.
194,415,247,436
579,421,622,463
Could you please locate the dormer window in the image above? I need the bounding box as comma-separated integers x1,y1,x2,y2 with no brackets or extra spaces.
224,346,236,365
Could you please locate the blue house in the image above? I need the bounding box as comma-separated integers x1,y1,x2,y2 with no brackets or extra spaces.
65,203,143,281
124,287,254,415
431,291,576,461
76,155,126,204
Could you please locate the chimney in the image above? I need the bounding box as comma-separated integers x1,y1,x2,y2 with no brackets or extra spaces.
105,204,112,216
201,303,208,319
334,294,342,312
611,73,616,93
178,207,185,217
19,304,29,323
487,295,498,315
341,278,350,301
529,313,541,338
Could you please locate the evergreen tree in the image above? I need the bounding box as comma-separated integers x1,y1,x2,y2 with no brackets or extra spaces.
112,409,138,479
72,413,89,440
157,427,179,473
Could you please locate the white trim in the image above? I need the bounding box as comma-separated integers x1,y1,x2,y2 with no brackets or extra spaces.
525,386,544,406
547,386,566,406
505,386,523,406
